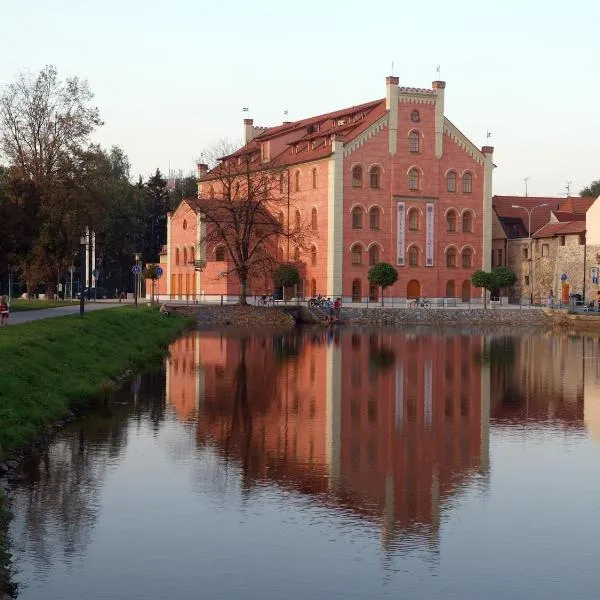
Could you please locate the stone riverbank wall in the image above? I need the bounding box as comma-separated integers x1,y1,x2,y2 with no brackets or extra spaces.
340,307,552,327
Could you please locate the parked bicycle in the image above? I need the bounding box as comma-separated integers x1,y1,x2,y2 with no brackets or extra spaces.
256,294,274,307
409,296,430,308
308,295,326,308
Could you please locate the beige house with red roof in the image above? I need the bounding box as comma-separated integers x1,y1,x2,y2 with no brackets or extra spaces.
493,195,597,303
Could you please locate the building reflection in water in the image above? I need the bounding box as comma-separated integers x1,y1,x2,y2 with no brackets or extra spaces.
166,329,495,555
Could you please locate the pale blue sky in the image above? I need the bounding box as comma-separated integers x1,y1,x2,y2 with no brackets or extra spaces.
2,0,599,195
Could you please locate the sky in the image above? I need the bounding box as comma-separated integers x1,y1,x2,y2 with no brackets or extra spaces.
2,0,599,196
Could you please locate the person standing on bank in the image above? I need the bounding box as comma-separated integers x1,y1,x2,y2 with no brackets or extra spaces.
334,297,342,323
0,295,9,326
546,290,554,309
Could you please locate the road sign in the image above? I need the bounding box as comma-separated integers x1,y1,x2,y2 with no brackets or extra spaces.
560,273,568,281
155,266,163,278
132,265,141,275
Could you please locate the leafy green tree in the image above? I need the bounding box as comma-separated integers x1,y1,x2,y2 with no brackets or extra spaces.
492,266,517,290
471,270,495,308
367,262,398,305
144,169,170,262
273,263,300,290
168,175,198,210
580,180,600,198
143,264,162,303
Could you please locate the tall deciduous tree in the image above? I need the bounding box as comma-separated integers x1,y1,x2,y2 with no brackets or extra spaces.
196,141,312,304
367,262,398,305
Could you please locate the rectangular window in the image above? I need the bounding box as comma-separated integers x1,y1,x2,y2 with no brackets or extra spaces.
560,236,566,246
523,247,528,259
498,249,503,265
542,244,549,257
579,234,586,245
524,275,530,286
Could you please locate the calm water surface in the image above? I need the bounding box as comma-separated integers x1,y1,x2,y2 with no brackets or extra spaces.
8,328,600,599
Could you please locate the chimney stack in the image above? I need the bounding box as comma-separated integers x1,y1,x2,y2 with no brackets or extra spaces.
386,76,399,155
244,118,255,144
385,75,399,110
196,163,208,179
432,80,446,159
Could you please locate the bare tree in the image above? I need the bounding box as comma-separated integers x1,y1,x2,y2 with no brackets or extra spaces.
196,140,313,304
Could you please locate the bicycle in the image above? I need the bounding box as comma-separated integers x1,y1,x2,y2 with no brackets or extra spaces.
308,295,326,308
256,295,274,307
409,297,430,308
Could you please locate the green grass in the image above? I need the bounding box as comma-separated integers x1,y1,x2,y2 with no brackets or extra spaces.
9,299,78,312
0,306,192,457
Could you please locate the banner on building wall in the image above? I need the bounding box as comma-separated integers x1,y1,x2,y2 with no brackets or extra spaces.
425,203,434,266
397,202,405,266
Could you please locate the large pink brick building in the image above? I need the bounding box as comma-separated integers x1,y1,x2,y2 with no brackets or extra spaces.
155,76,494,302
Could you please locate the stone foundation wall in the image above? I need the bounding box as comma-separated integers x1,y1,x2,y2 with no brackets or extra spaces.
341,307,551,326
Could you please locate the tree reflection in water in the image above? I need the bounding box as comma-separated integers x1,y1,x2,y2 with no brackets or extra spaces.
8,374,166,573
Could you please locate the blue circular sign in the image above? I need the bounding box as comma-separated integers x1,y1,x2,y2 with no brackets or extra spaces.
132,265,141,275
155,266,163,278
560,273,567,281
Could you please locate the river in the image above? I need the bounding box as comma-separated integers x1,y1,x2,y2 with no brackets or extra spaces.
7,327,600,599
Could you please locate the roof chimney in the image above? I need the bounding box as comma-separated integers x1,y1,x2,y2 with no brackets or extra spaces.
196,163,208,179
432,81,446,159
482,146,494,156
244,118,255,144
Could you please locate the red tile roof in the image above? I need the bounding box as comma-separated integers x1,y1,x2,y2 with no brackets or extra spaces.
533,221,586,238
492,196,562,236
558,196,596,214
552,211,586,222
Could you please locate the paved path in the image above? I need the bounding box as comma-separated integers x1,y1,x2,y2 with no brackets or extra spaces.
7,302,125,325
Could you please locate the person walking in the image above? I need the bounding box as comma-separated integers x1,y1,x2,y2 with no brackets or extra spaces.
0,295,9,326
334,297,342,323
546,290,554,309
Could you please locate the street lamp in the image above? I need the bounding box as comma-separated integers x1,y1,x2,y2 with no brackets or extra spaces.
512,203,548,305
134,252,141,307
79,233,87,317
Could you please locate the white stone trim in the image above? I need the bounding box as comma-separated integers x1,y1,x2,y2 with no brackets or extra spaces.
166,213,172,296
367,203,385,215
482,152,494,271
366,240,384,251
343,114,390,157
460,244,477,255
348,241,367,251
443,243,460,253
443,206,459,216
460,169,477,179
327,139,344,296
406,164,424,175
349,202,368,213
444,118,486,165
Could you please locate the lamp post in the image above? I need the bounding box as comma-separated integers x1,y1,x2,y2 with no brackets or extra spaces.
79,233,87,316
134,252,140,307
512,203,548,305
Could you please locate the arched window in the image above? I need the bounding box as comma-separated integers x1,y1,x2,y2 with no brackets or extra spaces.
409,131,420,153
352,279,362,302
369,166,381,189
462,172,473,193
408,208,419,231
462,280,471,301
183,219,188,230
369,206,381,230
447,210,457,232
311,278,317,297
369,245,380,266
175,248,180,266
215,246,226,262
183,247,188,265
352,206,363,229
278,211,285,229
462,247,473,268
408,168,420,191
352,165,363,187
312,168,318,189
462,211,473,233
446,247,457,268
295,209,301,231
310,245,317,266
447,171,457,192
294,170,300,192
351,244,362,265
446,280,456,298
278,246,284,262
294,246,300,262
369,282,379,302
311,207,317,230
190,246,195,262
408,246,418,267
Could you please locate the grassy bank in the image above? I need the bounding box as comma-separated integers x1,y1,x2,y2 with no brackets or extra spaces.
0,306,191,457
9,299,77,312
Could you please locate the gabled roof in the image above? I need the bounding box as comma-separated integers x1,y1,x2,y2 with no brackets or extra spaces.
533,221,586,238
558,196,596,214
492,196,561,237
552,211,586,223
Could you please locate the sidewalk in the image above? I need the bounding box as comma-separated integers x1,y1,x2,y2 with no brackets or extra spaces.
6,302,124,326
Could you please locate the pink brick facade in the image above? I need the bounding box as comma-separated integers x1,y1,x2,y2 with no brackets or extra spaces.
157,76,493,302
